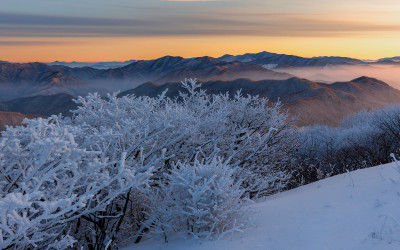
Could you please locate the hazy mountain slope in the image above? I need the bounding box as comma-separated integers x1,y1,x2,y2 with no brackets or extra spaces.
250,54,328,68
4,75,399,127
0,62,95,101
312,56,366,65
0,111,40,131
218,51,277,62
118,77,319,99
377,56,400,64
287,76,400,126
48,65,101,80
218,51,366,68
156,57,290,83
47,60,137,69
120,76,400,126
0,93,77,117
96,56,291,87
375,59,400,65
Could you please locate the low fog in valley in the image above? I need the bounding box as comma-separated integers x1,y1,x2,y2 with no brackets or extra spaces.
277,64,400,89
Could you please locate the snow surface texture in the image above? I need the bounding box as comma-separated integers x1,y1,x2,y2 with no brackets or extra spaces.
126,163,400,250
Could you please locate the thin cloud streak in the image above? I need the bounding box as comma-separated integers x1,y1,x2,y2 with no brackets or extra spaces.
161,0,227,1
1,12,400,38
0,13,158,26
0,40,81,46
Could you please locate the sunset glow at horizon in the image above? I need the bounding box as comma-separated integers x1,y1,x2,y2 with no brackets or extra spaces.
1,0,400,62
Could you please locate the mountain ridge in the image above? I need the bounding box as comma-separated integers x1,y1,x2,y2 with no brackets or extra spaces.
0,56,292,101
119,76,400,126
2,76,399,127
218,51,367,68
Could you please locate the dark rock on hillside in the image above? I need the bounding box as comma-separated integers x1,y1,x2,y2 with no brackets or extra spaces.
0,111,41,131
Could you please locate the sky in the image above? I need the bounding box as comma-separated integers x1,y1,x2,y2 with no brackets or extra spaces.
1,0,400,62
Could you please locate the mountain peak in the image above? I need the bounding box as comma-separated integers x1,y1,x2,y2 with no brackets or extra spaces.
145,55,185,66
155,55,184,61
351,76,388,86
193,56,216,61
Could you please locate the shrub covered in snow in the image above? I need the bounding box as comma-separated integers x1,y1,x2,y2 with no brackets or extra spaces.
296,105,400,184
143,157,249,242
72,79,299,197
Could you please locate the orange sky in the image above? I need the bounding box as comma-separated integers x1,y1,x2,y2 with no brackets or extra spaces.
2,36,400,62
1,0,400,62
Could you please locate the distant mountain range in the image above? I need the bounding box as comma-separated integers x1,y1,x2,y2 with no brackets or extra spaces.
1,51,400,129
43,54,400,69
0,56,292,101
2,51,400,70
0,52,397,101
2,76,399,127
2,51,399,102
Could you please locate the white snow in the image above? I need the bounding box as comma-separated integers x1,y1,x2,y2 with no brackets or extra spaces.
261,64,278,69
125,163,400,250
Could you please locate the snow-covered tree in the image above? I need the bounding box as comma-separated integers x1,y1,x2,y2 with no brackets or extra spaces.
0,116,153,249
0,79,298,248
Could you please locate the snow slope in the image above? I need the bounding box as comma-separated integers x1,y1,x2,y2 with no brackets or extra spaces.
126,163,400,250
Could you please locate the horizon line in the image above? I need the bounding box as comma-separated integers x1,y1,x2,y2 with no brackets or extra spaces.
1,51,393,64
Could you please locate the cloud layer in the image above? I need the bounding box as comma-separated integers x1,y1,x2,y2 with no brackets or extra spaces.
1,0,400,61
